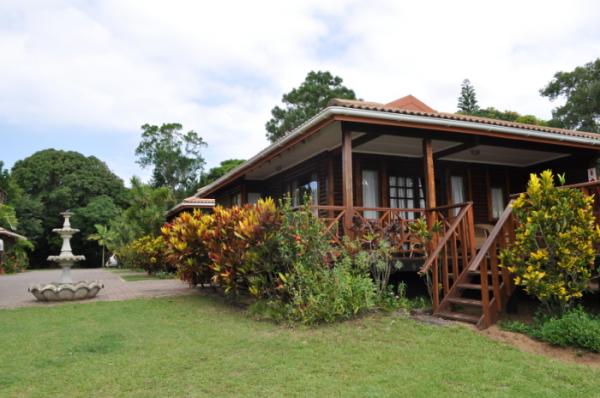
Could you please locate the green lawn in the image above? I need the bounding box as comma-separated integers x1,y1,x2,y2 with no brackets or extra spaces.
0,296,598,397
119,274,174,282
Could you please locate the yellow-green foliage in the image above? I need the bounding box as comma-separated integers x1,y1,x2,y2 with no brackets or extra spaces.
499,170,600,314
161,210,214,285
118,235,169,274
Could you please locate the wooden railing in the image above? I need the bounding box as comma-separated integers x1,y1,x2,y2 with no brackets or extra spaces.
463,200,516,328
418,202,476,310
310,205,429,256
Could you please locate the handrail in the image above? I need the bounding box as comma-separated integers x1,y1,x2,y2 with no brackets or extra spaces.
467,200,515,272
425,202,471,212
419,202,473,275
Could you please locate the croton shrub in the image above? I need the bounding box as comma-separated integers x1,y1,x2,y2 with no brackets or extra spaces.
162,197,387,323
499,170,600,315
118,234,172,275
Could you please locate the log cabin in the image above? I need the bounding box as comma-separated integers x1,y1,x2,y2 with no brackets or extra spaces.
189,95,600,328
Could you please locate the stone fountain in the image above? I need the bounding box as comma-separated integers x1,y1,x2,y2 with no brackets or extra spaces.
29,211,103,301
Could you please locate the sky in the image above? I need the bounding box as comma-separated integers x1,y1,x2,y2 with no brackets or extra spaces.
0,0,599,183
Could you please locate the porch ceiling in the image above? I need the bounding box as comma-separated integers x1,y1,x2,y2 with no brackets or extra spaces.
353,134,458,157
440,144,568,167
244,124,571,181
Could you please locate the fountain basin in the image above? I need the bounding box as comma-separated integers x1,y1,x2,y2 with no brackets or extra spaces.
29,281,104,301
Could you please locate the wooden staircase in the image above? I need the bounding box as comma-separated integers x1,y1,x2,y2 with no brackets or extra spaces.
420,201,517,329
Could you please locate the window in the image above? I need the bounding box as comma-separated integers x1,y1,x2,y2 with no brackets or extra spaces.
362,169,380,219
491,187,505,219
450,175,466,215
291,173,318,208
248,192,261,204
389,175,425,219
232,193,241,206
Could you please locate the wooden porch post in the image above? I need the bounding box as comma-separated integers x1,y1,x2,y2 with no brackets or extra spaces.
423,138,439,308
342,128,354,233
423,139,437,215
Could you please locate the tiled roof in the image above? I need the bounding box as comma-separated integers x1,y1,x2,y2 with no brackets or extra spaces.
329,98,600,141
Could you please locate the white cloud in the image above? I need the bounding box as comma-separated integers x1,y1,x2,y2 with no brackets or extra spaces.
0,0,598,181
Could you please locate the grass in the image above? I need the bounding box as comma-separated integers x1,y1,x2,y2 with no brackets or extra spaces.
0,296,598,397
119,273,174,282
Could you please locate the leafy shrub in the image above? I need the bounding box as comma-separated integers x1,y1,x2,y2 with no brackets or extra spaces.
207,198,280,297
162,210,213,286
250,199,376,324
533,308,600,352
118,235,171,275
0,239,33,274
499,170,600,315
258,253,375,324
163,196,407,324
501,307,600,353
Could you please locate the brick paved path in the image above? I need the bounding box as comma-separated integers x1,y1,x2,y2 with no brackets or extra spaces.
0,268,198,309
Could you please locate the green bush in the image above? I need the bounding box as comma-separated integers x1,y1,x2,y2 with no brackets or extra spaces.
499,170,600,315
118,235,172,275
501,307,600,353
0,239,33,274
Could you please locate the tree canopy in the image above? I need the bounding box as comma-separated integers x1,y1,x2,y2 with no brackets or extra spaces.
109,177,174,249
265,71,357,142
199,159,245,188
135,123,207,196
540,58,600,133
10,149,128,266
457,79,479,114
456,80,548,126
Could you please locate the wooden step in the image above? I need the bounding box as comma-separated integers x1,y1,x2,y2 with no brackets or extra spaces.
446,297,483,307
468,270,492,276
435,310,481,324
457,283,494,290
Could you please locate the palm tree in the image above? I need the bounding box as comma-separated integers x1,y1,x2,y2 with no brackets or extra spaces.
87,224,116,267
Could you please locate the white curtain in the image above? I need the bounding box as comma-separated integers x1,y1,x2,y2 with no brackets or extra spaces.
248,192,261,204
362,169,379,219
491,187,505,219
450,176,465,215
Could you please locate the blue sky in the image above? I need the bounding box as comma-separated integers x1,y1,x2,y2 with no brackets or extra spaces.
1,0,599,183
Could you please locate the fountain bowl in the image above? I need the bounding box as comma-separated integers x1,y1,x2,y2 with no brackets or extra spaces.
29,281,104,302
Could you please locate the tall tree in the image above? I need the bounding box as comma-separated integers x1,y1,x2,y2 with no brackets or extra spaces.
457,79,480,114
11,149,128,266
135,123,207,195
109,177,174,248
265,71,357,142
540,58,600,133
87,224,117,267
198,159,245,188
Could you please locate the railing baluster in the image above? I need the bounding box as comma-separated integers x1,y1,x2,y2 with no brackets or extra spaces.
441,244,449,296
451,228,459,281
432,256,440,310
480,255,491,328
490,239,502,311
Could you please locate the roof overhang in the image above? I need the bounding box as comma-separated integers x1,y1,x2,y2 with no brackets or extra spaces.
166,198,215,219
196,106,600,197
0,227,27,241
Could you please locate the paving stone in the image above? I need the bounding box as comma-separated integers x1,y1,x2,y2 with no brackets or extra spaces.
0,268,198,309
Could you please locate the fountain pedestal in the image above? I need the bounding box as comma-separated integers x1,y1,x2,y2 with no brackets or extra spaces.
29,211,104,301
